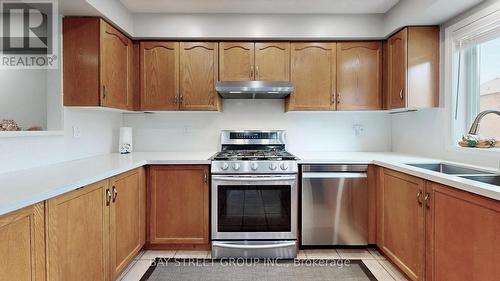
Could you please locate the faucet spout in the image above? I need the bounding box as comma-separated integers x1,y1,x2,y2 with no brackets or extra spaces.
468,110,500,135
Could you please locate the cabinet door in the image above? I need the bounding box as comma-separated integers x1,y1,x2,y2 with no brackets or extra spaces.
425,183,500,281
0,203,45,281
46,180,109,281
149,165,209,245
287,43,336,111
337,42,382,110
109,168,146,280
386,28,408,109
219,42,255,81
140,42,180,110
254,42,290,81
377,168,425,281
100,20,133,110
180,42,221,111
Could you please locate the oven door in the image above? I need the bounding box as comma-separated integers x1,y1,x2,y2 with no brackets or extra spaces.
212,174,297,240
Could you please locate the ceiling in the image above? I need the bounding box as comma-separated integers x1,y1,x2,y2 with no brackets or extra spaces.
119,0,401,14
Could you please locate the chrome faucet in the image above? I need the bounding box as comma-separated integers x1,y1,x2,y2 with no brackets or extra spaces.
468,110,500,135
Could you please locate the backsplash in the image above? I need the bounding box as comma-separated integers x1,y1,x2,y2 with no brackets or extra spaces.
123,99,392,153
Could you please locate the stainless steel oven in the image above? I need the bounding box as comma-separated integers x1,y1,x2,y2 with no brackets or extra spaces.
211,174,298,258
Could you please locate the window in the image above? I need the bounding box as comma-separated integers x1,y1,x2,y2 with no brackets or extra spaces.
463,37,500,139
449,7,500,146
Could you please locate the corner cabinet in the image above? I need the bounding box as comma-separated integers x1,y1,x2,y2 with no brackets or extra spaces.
384,27,439,110
0,203,45,281
148,165,209,248
337,42,382,110
63,17,134,110
46,168,145,281
286,43,337,111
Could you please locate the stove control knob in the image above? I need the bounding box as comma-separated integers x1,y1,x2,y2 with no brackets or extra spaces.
220,163,229,170
269,163,278,170
232,163,241,171
251,162,259,171
280,162,289,171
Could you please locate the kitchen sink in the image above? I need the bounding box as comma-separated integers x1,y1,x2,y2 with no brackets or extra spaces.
460,175,500,187
406,163,492,175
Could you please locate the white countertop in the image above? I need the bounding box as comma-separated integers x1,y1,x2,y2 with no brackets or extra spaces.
0,151,498,216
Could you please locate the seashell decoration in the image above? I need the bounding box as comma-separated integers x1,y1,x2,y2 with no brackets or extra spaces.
0,119,20,131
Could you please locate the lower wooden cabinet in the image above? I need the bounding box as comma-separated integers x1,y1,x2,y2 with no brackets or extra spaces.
0,203,45,281
425,182,500,281
377,168,500,281
46,168,145,281
377,168,425,281
148,165,209,247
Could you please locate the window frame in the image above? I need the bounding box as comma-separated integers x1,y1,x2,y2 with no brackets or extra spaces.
444,2,500,155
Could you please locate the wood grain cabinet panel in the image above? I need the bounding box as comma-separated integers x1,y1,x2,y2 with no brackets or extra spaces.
46,180,110,281
287,42,336,111
140,42,179,110
148,165,209,246
377,168,425,281
0,203,45,281
180,42,221,111
254,42,290,81
64,17,134,110
384,27,439,110
337,42,382,110
425,183,500,281
109,168,146,280
219,42,255,81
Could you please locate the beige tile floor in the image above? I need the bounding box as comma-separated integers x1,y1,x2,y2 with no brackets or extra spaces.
119,248,408,281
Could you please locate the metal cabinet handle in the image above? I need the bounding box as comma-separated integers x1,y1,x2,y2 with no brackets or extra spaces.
106,189,112,206
180,95,184,104
204,173,208,184
417,190,423,206
337,95,341,105
255,66,259,80
250,66,254,79
399,88,404,100
424,193,430,209
112,186,118,203
102,85,106,99
174,96,179,105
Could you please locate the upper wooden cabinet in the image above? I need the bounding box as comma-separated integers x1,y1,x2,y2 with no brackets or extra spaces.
219,42,290,81
425,182,500,281
180,42,221,111
219,42,255,81
148,165,209,247
139,42,179,110
0,203,45,281
254,42,290,81
384,27,439,110
286,43,337,111
377,168,426,281
337,42,382,110
63,17,134,110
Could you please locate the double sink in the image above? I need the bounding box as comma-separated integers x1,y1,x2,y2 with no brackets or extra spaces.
406,163,500,187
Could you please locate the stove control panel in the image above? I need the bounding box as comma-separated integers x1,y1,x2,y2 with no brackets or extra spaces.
211,160,298,174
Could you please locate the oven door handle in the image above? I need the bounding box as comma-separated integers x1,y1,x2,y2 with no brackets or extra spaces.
212,242,296,249
212,176,297,182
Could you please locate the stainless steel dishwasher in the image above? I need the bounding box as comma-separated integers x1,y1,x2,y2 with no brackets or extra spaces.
301,165,368,246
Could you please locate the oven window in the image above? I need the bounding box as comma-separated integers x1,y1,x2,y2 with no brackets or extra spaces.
217,185,291,232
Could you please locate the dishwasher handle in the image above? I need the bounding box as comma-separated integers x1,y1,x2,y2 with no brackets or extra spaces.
302,172,367,179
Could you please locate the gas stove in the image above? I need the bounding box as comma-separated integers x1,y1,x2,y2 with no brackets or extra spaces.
211,130,298,174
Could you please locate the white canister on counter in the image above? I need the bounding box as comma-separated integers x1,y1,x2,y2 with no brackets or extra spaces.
119,127,133,154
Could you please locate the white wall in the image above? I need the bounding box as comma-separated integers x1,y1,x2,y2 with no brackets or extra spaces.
0,69,47,130
123,100,392,153
133,13,385,39
0,108,122,174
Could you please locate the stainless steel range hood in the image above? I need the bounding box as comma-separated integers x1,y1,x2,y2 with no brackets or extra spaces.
216,81,294,99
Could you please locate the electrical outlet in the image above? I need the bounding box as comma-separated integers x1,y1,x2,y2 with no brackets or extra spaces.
72,126,81,138
353,124,365,137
